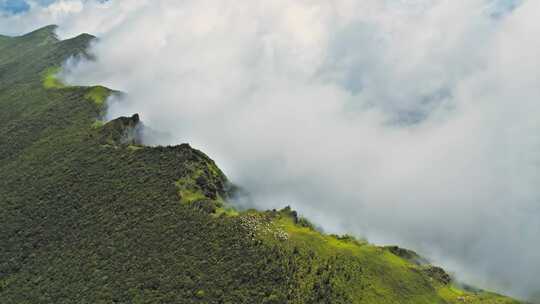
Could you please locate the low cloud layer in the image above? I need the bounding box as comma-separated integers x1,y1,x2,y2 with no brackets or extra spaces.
2,0,539,300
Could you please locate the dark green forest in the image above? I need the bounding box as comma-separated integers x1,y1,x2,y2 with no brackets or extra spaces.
0,25,521,303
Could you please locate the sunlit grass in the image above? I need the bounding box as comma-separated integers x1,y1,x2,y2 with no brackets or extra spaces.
42,67,65,89
85,86,110,106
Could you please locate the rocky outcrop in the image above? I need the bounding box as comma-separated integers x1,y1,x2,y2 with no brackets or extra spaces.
385,245,429,265
96,113,142,145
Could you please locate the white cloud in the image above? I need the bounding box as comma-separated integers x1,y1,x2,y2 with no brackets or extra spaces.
2,0,539,300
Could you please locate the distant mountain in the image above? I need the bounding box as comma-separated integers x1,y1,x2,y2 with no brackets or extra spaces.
0,25,522,304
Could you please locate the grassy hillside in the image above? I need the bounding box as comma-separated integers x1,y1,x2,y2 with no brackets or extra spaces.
0,25,521,304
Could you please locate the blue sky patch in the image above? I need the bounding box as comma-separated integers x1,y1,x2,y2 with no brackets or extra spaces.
0,0,56,14
0,0,30,14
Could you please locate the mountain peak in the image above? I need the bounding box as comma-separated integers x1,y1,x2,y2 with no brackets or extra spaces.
20,24,59,44
26,24,58,33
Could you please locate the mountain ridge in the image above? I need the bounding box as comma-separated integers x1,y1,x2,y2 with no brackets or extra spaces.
0,25,523,304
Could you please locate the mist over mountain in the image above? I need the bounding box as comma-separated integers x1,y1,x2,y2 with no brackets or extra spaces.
1,23,526,304
1,0,539,302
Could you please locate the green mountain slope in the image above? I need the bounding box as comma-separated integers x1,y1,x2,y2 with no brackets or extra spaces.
0,26,521,304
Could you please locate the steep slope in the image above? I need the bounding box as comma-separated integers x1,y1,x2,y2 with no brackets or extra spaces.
0,26,521,304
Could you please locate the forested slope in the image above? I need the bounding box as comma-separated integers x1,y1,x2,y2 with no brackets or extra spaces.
0,25,520,304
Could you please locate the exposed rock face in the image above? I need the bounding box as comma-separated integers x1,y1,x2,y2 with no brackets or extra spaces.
385,245,452,285
424,266,453,285
385,245,429,265
97,113,142,145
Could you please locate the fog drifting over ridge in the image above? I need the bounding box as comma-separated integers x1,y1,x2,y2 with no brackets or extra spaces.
2,0,539,300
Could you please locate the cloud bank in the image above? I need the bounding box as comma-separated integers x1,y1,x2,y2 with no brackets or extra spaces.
2,0,539,300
